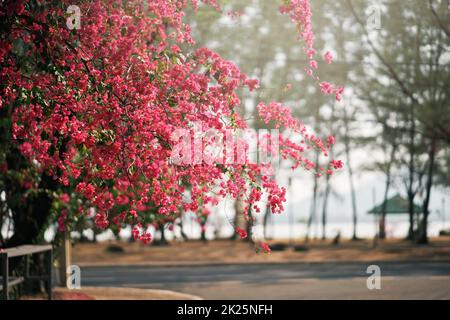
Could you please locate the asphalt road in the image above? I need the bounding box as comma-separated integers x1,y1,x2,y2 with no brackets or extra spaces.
79,261,450,299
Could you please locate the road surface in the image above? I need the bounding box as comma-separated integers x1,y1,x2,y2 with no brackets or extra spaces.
79,261,450,299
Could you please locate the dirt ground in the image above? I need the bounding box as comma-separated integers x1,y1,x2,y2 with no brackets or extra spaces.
72,237,450,266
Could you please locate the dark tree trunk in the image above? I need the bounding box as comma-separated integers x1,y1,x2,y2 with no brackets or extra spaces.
321,173,331,240
417,139,436,244
262,205,271,240
305,151,320,243
228,198,253,242
407,112,416,241
200,226,207,242
2,152,57,248
380,142,397,239
229,198,242,241
154,224,168,245
178,217,189,241
407,193,415,240
342,108,358,241
345,138,358,241
245,206,254,243
349,166,358,241
3,185,54,248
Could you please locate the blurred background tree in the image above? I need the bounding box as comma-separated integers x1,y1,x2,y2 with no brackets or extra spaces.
184,0,449,244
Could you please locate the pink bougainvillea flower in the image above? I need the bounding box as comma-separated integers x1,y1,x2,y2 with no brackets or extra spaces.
325,51,333,64
236,227,248,239
1,0,343,246
260,242,271,254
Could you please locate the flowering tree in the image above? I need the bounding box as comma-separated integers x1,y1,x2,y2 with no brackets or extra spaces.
0,0,342,250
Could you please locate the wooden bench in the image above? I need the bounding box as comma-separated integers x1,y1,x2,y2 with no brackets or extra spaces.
0,245,52,300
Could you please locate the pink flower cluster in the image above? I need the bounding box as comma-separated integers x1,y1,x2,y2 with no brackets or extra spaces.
280,1,344,101
0,0,343,249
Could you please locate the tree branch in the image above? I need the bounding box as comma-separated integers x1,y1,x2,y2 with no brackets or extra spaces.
429,0,450,38
345,0,420,107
